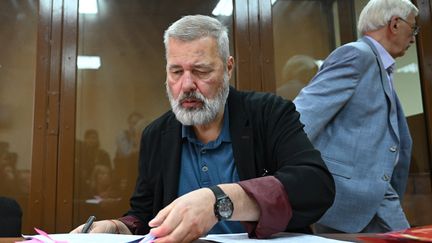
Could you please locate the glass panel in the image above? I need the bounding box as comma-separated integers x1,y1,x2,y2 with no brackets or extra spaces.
73,0,234,226
273,0,338,100
0,0,37,232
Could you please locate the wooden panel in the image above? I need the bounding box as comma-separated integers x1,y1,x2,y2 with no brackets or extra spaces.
29,0,63,233
234,0,275,92
28,0,52,234
323,0,336,50
56,0,78,232
259,0,276,92
407,114,431,173
404,115,432,227
337,0,357,44
234,0,253,90
234,0,263,91
414,0,432,174
248,0,262,91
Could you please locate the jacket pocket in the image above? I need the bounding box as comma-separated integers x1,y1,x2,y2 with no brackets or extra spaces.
322,155,353,179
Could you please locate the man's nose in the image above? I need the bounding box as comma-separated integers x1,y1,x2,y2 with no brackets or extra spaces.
181,72,196,91
410,35,415,43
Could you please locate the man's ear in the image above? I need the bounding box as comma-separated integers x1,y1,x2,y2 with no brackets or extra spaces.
389,16,399,34
226,56,234,77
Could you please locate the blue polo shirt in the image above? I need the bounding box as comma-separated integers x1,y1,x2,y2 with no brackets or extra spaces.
178,104,245,234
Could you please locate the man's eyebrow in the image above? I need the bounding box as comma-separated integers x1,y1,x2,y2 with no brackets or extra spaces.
193,63,213,69
167,64,182,69
167,63,213,70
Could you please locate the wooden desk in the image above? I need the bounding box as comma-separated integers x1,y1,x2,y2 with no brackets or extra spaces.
0,238,21,243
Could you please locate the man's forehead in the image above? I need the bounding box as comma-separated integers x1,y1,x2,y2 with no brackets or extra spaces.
168,37,218,53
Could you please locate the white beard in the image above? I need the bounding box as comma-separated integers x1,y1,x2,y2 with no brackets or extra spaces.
166,76,229,126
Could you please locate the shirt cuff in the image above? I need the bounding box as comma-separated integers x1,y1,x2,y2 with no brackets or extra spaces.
117,215,145,235
238,176,292,238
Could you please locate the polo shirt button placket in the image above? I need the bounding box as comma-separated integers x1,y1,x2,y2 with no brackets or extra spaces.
202,165,208,172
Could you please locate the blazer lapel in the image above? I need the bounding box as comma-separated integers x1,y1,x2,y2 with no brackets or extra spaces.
361,37,400,140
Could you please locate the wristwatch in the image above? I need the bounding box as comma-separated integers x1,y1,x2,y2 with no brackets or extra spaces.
209,185,234,221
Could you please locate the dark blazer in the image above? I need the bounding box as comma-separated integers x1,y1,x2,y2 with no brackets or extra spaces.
127,87,335,234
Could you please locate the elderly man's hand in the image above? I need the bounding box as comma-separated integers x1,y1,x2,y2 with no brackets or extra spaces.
148,188,218,243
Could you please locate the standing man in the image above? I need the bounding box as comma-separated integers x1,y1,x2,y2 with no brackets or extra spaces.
294,0,418,234
72,15,335,242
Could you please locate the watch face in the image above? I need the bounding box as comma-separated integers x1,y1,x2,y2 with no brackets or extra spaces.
217,197,233,219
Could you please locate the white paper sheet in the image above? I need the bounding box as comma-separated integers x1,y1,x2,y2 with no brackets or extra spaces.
21,233,149,243
200,233,354,243
20,232,353,243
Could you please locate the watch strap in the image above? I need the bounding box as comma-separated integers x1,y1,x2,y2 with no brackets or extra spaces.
209,185,226,200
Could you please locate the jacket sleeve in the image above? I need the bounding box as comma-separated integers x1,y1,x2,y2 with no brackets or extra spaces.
261,94,335,232
117,215,145,234
238,176,291,238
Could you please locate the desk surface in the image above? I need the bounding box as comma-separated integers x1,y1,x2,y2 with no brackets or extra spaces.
0,238,19,243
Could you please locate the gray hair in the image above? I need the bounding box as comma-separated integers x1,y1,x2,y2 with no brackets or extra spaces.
163,15,230,64
357,0,418,36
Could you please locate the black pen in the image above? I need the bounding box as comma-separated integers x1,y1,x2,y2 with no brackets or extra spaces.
81,215,96,233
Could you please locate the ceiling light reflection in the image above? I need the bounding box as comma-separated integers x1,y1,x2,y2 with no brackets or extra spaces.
396,63,418,73
77,56,101,70
79,0,98,14
212,0,278,17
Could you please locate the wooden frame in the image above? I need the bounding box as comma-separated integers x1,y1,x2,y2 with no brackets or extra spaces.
29,0,63,233
56,0,78,232
414,0,432,176
336,0,357,44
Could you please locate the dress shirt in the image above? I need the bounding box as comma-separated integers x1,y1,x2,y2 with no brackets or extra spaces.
365,36,395,93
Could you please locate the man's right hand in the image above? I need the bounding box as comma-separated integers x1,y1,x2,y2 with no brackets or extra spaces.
70,219,130,234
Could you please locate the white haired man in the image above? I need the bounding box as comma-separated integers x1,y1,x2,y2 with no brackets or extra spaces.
294,0,418,234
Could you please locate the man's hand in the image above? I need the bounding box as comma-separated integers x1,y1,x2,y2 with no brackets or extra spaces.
148,188,218,243
70,219,131,234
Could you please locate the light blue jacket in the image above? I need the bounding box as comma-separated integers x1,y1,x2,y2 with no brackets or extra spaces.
294,37,412,233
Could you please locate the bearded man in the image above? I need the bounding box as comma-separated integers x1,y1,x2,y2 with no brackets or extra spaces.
72,15,335,242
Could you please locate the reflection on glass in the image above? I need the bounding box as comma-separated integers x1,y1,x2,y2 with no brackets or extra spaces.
0,0,37,231
272,0,336,100
277,55,319,100
73,0,234,227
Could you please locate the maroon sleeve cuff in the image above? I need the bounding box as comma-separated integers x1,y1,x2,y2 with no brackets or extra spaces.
238,176,292,238
117,215,145,235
